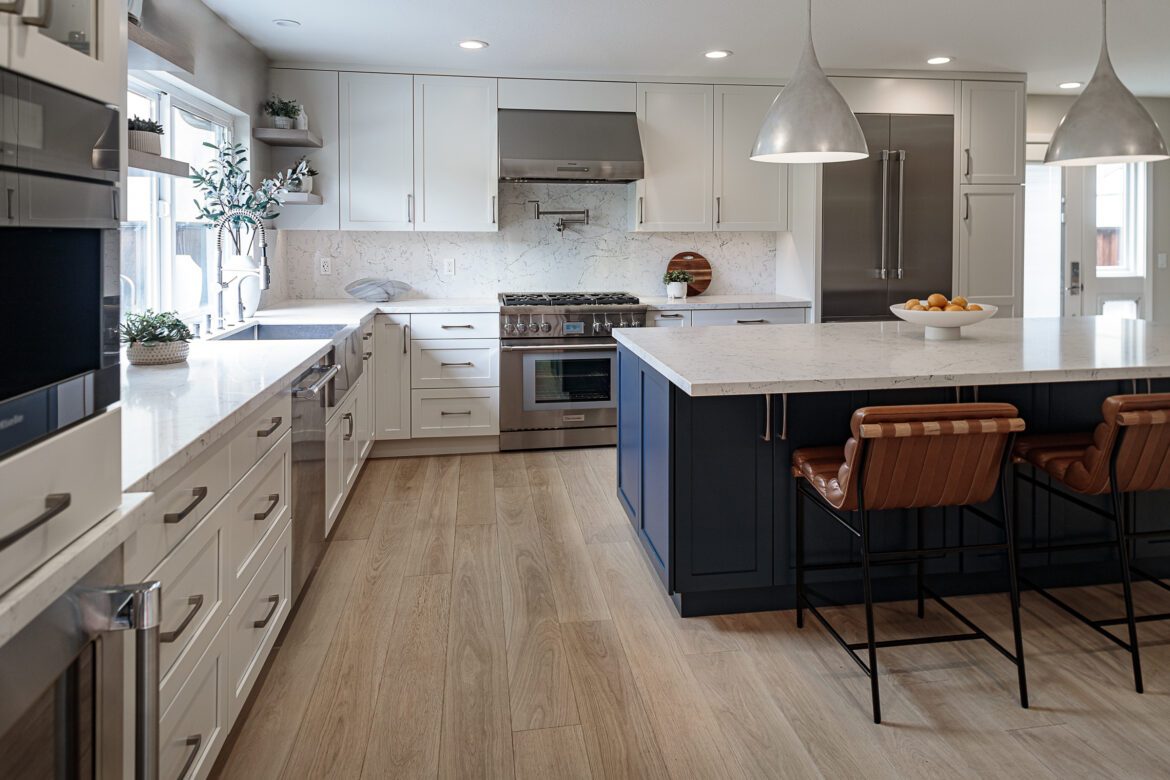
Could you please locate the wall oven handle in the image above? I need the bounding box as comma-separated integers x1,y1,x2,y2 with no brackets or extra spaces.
253,595,280,629
0,492,70,552
160,595,204,644
164,487,208,524
176,735,202,780
256,416,282,437
294,364,340,399
501,343,618,352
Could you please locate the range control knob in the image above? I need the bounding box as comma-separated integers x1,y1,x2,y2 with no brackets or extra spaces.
503,320,516,334
539,321,552,333
604,321,613,332
516,322,528,333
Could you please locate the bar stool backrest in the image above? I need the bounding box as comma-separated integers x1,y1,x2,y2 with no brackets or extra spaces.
1070,393,1170,494
844,403,1023,511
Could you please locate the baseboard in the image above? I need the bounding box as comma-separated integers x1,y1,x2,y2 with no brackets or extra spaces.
370,436,500,458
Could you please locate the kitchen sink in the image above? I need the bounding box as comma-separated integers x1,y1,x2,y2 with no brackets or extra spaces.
216,323,349,341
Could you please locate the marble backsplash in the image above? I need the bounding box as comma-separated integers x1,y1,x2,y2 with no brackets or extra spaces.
276,183,778,299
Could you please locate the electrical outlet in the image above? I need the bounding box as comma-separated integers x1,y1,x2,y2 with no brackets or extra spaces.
443,258,456,276
318,254,332,275
1159,253,1168,270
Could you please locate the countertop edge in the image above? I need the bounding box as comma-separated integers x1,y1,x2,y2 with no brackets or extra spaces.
643,297,812,311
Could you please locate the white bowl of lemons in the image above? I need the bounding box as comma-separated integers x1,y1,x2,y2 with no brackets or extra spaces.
890,294,997,340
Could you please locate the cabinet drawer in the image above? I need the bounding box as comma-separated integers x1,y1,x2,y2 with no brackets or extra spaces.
228,392,292,485
226,431,291,608
411,339,499,388
0,409,121,596
690,307,807,326
411,388,499,437
160,622,228,780
647,310,692,327
409,312,499,340
228,523,291,723
153,505,226,714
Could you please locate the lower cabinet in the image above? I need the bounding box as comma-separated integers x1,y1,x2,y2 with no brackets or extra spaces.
160,622,229,780
411,387,500,437
325,383,363,535
646,306,809,328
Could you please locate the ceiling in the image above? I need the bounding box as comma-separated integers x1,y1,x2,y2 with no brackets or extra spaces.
199,0,1170,97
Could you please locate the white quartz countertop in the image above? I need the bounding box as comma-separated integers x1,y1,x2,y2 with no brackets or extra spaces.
640,293,811,310
121,339,330,492
614,316,1170,397
255,297,500,322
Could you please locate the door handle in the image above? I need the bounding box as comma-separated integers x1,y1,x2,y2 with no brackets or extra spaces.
761,395,773,442
879,150,890,280
403,322,409,353
638,196,644,225
896,150,906,280
343,412,354,440
963,193,971,221
6,186,16,221
164,487,208,524
491,195,497,224
21,0,50,27
0,492,70,551
252,595,280,629
160,595,204,644
715,196,721,225
964,148,973,178
253,493,281,521
294,364,340,398
407,193,413,223
256,416,282,437
176,735,202,780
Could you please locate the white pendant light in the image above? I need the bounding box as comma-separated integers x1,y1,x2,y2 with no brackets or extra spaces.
751,0,868,164
1045,0,1169,166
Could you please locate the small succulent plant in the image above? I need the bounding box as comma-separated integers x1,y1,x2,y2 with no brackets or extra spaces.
120,310,193,344
128,115,164,134
663,270,695,284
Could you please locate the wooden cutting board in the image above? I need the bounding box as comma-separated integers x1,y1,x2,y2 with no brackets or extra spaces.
666,251,711,296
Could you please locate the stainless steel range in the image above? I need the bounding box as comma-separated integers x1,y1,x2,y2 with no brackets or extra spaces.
499,293,646,451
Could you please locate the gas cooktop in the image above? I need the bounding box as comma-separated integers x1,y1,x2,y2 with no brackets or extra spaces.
499,292,641,307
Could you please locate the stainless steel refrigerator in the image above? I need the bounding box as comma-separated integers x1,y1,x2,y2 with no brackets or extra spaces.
821,114,954,321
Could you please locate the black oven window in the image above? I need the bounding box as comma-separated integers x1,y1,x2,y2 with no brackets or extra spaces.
533,357,612,403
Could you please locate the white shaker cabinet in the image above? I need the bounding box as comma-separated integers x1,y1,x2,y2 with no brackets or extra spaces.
413,75,498,231
270,69,341,230
6,0,124,105
630,83,714,232
958,185,1025,317
374,314,411,440
339,72,414,231
960,81,1026,185
714,85,788,231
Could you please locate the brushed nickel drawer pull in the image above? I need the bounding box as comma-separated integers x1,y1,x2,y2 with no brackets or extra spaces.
403,322,409,353
253,595,280,629
363,351,373,360
440,324,475,329
164,487,208,524
176,734,202,780
658,313,684,319
257,416,282,437
342,412,355,440
441,410,472,416
160,595,204,643
736,319,767,324
253,493,281,521
0,492,70,552
440,361,474,367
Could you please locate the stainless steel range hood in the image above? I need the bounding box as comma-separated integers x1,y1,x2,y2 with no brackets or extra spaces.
499,109,644,183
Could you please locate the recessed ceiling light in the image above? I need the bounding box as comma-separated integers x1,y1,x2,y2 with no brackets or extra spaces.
926,56,952,65
459,40,489,50
705,50,733,59
272,19,301,28
1059,81,1084,89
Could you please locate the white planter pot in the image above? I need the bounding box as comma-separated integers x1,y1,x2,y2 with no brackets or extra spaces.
272,116,293,130
666,281,689,300
290,175,313,194
128,130,162,155
126,341,189,366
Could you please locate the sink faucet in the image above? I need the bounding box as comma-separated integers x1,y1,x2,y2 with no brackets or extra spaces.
213,208,271,330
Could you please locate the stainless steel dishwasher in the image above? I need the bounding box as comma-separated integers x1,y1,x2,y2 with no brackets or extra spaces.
290,358,337,600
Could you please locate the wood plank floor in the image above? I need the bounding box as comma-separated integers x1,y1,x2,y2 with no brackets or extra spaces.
214,449,1170,780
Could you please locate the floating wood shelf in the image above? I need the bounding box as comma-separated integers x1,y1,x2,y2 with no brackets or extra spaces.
252,128,324,148
128,150,191,178
127,23,194,75
281,192,323,205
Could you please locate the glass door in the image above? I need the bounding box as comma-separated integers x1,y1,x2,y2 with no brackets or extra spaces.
522,350,616,411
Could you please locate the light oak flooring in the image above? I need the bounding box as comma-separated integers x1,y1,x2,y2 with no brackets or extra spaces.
214,449,1170,780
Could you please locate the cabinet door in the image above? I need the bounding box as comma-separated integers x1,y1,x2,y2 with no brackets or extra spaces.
714,85,788,231
373,314,411,440
360,333,375,459
959,185,1024,317
413,75,498,231
341,396,360,492
325,410,344,534
339,72,414,231
8,0,122,105
631,83,713,232
960,81,1025,185
271,69,341,230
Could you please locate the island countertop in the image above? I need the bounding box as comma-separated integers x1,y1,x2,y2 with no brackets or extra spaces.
614,316,1170,397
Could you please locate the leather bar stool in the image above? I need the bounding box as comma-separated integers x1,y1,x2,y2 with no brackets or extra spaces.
1012,393,1170,694
792,403,1028,724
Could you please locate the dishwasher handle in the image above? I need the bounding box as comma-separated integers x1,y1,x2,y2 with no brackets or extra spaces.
293,364,340,399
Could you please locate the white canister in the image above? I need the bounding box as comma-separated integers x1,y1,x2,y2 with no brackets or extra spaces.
666,281,688,300
296,106,310,131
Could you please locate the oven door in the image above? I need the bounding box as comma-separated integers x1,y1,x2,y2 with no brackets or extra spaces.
500,341,617,432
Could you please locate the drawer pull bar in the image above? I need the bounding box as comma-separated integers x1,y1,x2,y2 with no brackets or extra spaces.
343,412,355,441
254,493,281,521
160,595,204,644
0,492,70,552
440,361,474,367
501,343,617,352
164,487,208,524
257,416,282,437
441,410,473,416
363,351,373,360
658,313,684,319
253,595,280,629
736,319,767,324
440,324,475,329
176,734,202,780
294,364,340,399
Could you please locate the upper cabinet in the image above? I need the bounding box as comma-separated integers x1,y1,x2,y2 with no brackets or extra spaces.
714,85,788,232
270,69,341,231
960,81,1026,185
339,72,414,231
630,83,714,232
4,0,124,105
413,75,498,232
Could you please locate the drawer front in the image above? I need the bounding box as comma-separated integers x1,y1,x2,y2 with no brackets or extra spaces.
226,431,291,608
228,391,292,485
647,310,692,327
154,506,226,712
690,307,808,326
0,409,121,596
161,622,228,780
228,523,291,722
409,312,499,340
411,339,500,388
411,388,499,437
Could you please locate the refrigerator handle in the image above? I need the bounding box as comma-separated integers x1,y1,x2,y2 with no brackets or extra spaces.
896,150,906,280
879,151,890,280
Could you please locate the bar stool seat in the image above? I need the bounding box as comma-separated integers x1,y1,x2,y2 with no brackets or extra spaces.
790,445,850,508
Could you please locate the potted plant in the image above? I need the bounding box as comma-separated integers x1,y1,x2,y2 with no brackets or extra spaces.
263,95,302,130
121,310,194,366
127,116,164,155
288,157,320,194
664,269,694,300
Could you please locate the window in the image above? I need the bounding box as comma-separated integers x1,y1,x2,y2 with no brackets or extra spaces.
1096,162,1148,277
1023,162,1064,318
121,80,233,318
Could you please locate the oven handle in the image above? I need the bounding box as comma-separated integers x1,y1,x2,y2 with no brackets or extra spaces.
501,343,618,352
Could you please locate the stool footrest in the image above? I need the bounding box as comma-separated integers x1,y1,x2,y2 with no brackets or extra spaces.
1021,576,1134,651
847,632,983,651
1094,611,1170,627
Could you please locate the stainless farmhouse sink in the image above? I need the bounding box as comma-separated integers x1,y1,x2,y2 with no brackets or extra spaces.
217,322,348,341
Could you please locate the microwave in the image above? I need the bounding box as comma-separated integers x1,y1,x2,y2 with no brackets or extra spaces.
0,67,121,461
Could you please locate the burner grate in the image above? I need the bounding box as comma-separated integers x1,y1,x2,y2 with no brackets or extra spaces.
499,292,640,307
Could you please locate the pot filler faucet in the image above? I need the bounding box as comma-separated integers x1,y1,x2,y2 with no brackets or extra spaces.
213,208,272,330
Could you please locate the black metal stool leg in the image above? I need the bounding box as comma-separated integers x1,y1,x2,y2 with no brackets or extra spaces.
916,508,925,619
1002,469,1029,708
1109,479,1144,693
796,487,805,629
859,508,881,724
